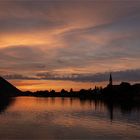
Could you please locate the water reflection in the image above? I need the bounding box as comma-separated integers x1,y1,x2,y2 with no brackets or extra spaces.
0,97,140,121
105,100,140,121
0,97,140,139
0,97,14,114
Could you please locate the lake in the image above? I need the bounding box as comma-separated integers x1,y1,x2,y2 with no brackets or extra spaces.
0,97,140,139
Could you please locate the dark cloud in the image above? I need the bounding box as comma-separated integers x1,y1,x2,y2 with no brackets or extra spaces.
36,69,140,82
0,0,140,34
2,69,140,84
0,45,47,74
0,18,63,34
2,74,36,80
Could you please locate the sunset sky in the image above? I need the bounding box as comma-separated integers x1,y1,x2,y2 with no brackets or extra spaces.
0,0,140,86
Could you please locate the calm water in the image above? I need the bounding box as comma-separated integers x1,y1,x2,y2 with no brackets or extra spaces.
0,97,140,139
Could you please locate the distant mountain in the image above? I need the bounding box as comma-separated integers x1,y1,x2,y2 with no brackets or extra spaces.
0,77,21,97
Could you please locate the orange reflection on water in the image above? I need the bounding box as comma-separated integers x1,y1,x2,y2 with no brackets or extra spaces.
9,80,107,92
2,97,140,139
8,97,106,113
8,97,140,133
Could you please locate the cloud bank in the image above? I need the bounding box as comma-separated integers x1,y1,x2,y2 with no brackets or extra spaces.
2,69,140,83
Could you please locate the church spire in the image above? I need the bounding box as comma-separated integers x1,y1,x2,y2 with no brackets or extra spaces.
109,73,112,86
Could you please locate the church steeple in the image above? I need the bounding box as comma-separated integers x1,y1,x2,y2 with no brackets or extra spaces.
109,73,112,86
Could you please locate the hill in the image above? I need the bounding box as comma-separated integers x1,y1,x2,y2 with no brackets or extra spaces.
0,77,21,97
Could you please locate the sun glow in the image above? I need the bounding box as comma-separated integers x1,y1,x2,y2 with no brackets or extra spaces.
9,79,105,92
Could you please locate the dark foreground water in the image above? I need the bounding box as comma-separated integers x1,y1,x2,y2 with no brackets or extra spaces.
0,97,140,139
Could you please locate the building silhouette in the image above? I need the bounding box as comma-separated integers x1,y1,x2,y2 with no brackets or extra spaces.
109,73,113,86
